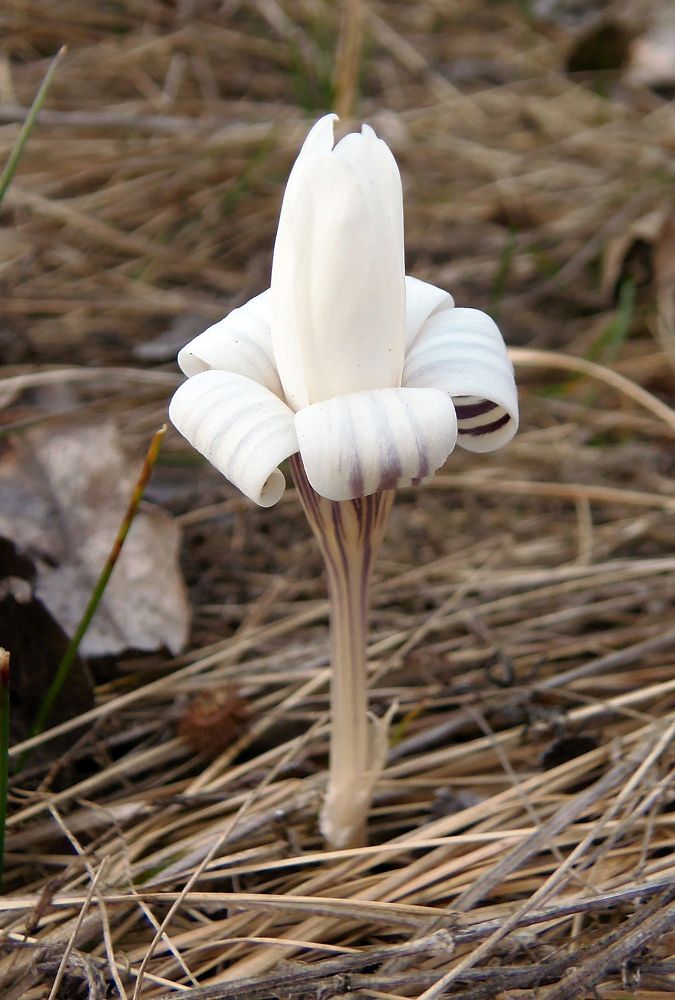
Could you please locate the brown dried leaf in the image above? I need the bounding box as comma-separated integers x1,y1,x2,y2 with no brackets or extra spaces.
0,421,190,656
602,207,673,301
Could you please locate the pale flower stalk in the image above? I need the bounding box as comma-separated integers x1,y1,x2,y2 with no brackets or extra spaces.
290,454,394,847
169,114,518,848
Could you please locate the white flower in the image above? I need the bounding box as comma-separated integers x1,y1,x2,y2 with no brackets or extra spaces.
169,115,518,505
170,114,521,849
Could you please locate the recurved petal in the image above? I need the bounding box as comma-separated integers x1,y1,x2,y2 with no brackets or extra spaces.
403,307,518,453
295,387,457,501
169,370,298,507
177,290,283,398
404,275,454,349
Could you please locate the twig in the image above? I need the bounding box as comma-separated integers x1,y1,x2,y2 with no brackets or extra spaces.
539,885,675,999
511,348,675,434
150,889,675,1000
154,931,455,1000
0,650,8,890
455,876,675,942
428,474,675,512
0,105,267,134
6,879,674,999
415,735,661,1000
179,956,675,1000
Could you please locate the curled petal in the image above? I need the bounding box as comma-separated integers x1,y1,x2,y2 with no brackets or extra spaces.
295,387,457,501
177,290,283,398
169,370,298,507
403,307,518,452
405,275,453,350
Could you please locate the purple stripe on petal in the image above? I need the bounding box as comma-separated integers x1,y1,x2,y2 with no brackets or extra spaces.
455,399,498,420
377,463,403,492
459,412,512,437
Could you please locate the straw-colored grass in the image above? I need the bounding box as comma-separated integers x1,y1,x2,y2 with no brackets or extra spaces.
1,1,674,997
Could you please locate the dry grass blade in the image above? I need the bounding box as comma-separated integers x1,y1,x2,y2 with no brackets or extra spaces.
2,2,675,997
46,858,108,1000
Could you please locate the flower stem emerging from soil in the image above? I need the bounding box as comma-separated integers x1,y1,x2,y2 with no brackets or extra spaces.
290,454,394,849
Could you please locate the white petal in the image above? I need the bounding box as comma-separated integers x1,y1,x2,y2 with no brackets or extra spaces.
294,113,339,161
403,307,518,453
295,387,457,501
334,124,405,267
177,290,283,398
271,118,406,409
405,275,454,350
169,370,298,507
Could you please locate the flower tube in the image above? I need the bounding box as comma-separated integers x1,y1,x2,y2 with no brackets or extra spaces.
170,114,518,848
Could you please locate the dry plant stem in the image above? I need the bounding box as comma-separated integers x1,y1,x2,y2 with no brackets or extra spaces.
0,649,9,890
539,885,675,1000
334,0,364,119
510,347,675,433
290,454,394,850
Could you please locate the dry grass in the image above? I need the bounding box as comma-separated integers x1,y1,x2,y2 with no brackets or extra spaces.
1,1,675,997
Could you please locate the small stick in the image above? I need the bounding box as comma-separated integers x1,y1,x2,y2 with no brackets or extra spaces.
334,0,364,119
511,347,675,434
0,649,9,889
539,885,675,1000
149,883,675,1000
154,930,455,1000
415,745,651,1000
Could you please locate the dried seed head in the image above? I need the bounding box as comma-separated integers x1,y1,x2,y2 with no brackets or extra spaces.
178,686,252,757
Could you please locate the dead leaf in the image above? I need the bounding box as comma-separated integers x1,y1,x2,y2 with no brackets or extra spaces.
602,207,671,301
0,547,95,746
602,205,675,371
0,421,190,657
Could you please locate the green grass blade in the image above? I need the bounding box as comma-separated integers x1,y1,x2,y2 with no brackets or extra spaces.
0,46,66,207
489,229,517,316
586,277,635,365
0,649,10,889
23,425,167,757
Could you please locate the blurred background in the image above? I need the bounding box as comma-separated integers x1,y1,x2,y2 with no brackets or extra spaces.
1,0,673,369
